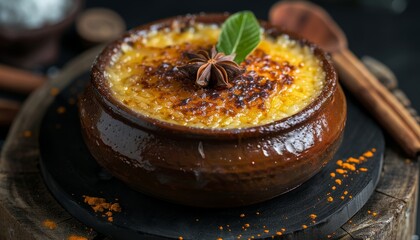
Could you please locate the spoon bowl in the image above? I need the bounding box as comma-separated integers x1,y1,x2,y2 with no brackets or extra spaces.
269,1,347,53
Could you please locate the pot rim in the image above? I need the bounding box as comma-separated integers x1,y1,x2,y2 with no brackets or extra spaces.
90,13,337,139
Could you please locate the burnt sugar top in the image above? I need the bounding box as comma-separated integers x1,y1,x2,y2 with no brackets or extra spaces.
105,22,325,129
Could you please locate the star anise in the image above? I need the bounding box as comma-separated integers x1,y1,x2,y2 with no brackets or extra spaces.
179,47,243,88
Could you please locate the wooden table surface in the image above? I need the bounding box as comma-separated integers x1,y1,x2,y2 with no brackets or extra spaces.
0,46,418,240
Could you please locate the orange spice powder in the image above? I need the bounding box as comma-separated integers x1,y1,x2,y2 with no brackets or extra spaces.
23,130,32,138
367,210,378,217
346,157,360,164
42,219,57,230
68,235,88,240
342,163,356,171
363,151,374,158
110,203,121,212
57,106,66,114
50,87,60,96
328,148,376,202
83,196,121,222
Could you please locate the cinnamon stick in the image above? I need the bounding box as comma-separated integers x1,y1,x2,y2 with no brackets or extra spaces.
334,49,420,157
0,98,20,126
0,64,46,94
268,0,420,156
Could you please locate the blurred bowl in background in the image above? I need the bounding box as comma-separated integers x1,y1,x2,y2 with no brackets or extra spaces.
76,8,126,47
0,0,84,68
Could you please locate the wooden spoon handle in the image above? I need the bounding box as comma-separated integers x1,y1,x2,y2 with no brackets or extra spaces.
0,64,46,94
333,48,420,157
0,98,20,126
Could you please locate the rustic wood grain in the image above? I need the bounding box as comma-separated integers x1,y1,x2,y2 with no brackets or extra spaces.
0,46,104,240
339,146,419,240
0,46,418,239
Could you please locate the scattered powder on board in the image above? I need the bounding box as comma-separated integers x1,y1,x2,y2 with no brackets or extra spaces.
82,196,121,222
327,148,376,203
207,148,377,239
42,219,57,230
68,235,88,240
78,148,376,239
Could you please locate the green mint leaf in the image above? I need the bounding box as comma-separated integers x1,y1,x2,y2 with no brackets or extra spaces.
216,11,262,64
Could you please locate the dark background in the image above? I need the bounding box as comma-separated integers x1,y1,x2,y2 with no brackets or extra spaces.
58,0,420,114
1,0,419,236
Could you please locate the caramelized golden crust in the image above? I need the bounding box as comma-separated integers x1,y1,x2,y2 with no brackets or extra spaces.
106,24,325,128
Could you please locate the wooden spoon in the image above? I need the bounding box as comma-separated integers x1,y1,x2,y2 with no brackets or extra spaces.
270,1,420,157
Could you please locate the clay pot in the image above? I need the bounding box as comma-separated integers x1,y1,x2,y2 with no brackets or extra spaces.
78,13,346,208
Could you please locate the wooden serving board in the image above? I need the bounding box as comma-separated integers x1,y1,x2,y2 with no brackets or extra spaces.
38,71,383,240
0,47,417,240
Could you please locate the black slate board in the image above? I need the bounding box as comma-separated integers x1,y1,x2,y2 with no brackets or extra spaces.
39,72,384,240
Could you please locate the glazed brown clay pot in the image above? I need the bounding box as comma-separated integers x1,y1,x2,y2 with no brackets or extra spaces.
78,14,346,208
